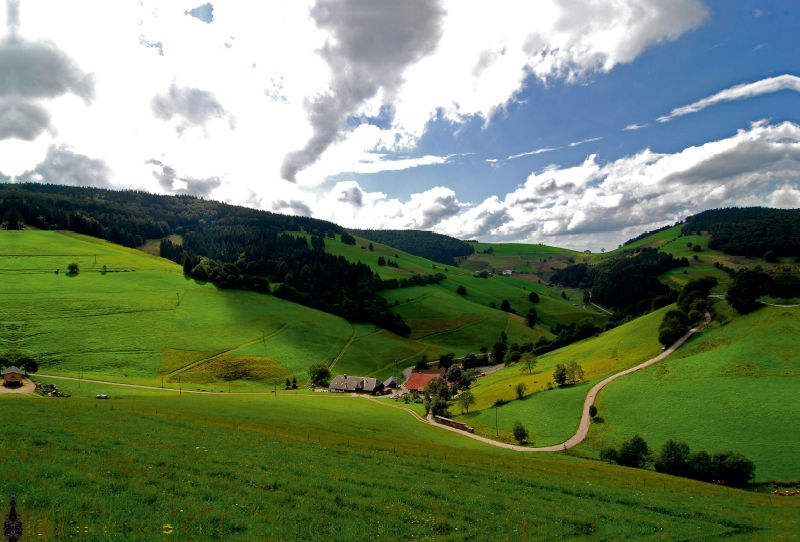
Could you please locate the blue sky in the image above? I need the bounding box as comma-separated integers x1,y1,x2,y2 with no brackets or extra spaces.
0,0,798,250
334,1,799,204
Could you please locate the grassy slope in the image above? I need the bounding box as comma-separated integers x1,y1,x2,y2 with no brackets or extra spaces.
0,231,351,389
462,241,585,279
461,308,667,444
300,232,602,360
581,303,800,482
0,383,794,540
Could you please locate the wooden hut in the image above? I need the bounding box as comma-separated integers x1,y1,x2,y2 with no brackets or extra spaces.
2,366,24,387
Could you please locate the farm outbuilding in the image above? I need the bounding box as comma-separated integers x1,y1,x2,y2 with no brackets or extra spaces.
383,376,398,389
2,366,24,387
403,372,445,393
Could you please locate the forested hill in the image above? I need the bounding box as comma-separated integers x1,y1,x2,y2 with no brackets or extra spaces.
0,183,341,247
349,229,474,265
684,207,800,257
0,183,416,335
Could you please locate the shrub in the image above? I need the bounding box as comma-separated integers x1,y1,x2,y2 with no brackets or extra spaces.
588,405,597,418
726,270,772,314
500,299,511,312
617,435,651,468
692,244,701,252
512,420,528,444
599,447,619,463
654,440,691,477
659,309,690,346
528,292,539,302
456,285,467,295
764,250,777,263
514,382,527,400
67,262,80,274
307,362,331,385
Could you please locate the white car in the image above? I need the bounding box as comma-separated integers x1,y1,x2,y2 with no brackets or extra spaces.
95,394,108,399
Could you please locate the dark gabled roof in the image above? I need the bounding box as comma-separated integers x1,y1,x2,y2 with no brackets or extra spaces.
384,376,398,387
2,366,23,376
328,375,384,393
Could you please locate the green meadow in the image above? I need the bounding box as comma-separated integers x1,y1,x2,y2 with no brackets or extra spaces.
2,228,800,539
581,303,800,482
461,307,668,442
0,230,598,390
1,383,796,540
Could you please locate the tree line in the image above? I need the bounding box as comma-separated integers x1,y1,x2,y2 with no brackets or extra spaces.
349,229,475,265
600,435,755,487
684,207,800,257
0,184,427,336
551,248,689,311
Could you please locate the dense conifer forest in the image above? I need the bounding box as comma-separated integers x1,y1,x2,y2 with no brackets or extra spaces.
684,207,800,257
349,229,475,265
551,248,689,310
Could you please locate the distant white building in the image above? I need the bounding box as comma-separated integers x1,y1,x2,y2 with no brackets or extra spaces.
501,270,513,276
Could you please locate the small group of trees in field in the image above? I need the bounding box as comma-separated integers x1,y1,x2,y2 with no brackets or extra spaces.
600,436,756,487
658,277,715,346
284,377,298,389
376,256,399,268
725,265,800,312
67,262,79,274
552,361,585,386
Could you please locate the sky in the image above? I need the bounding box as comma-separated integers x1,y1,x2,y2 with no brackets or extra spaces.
0,0,798,251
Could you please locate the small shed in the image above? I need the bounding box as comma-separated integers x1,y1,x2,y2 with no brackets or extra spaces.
384,376,398,389
2,366,24,387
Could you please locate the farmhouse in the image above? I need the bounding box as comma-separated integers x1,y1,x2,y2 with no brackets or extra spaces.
501,269,513,276
2,366,24,387
328,375,385,395
403,371,445,393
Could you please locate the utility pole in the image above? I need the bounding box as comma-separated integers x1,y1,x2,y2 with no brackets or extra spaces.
262,330,265,344
162,376,164,389
179,377,181,395
495,406,498,436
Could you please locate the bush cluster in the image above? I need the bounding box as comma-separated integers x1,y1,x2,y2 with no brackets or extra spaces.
601,436,755,487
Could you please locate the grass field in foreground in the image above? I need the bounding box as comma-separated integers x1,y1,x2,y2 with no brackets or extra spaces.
581,304,800,482
0,384,795,540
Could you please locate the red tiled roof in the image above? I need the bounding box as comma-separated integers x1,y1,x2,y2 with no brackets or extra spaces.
404,372,442,392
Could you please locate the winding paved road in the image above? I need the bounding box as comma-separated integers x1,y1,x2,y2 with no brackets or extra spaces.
393,313,712,452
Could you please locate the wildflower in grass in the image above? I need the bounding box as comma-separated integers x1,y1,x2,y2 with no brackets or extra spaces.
162,524,173,534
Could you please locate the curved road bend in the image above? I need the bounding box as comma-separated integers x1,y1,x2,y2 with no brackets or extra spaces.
381,312,711,453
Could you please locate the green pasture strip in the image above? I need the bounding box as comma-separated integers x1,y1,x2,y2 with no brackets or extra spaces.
332,323,439,380
582,305,800,482
286,231,438,277
0,385,792,540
